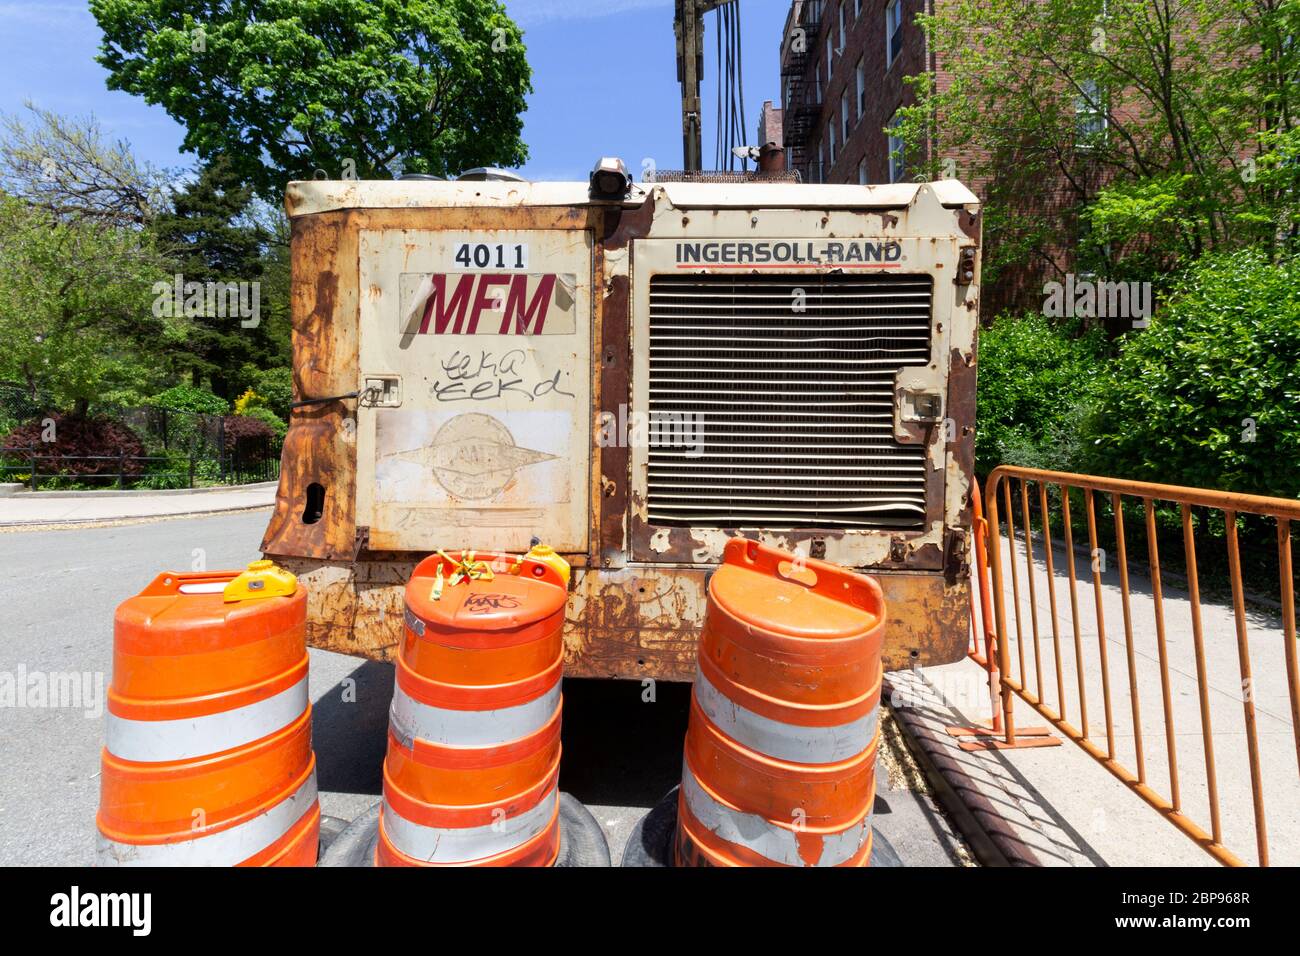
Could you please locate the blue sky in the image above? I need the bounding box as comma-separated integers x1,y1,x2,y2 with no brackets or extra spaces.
0,0,788,180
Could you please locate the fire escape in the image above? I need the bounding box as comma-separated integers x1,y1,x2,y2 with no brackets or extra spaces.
781,0,825,183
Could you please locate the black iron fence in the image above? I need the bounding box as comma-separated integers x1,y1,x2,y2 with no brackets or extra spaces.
0,383,281,491
0,438,279,491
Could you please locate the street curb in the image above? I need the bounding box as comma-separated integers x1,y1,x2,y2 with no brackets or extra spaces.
883,679,1043,868
0,504,273,532
8,480,279,500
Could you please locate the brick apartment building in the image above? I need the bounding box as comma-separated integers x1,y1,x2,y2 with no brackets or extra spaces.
774,0,1105,313
779,0,925,186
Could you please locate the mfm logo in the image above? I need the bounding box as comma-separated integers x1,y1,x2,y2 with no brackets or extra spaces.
408,273,573,336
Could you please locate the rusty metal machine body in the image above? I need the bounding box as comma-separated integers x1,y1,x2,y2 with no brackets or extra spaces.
261,176,982,680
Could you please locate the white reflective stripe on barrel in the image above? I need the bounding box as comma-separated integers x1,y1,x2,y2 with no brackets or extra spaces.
681,763,869,867
693,666,877,765
96,770,318,867
389,680,560,749
381,786,558,864
105,675,309,763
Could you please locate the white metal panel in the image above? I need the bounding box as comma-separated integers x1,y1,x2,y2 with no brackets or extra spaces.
629,234,955,566
355,229,592,553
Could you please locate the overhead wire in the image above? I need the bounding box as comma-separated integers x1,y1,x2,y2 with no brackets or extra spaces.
712,2,748,172
736,4,747,170
724,4,733,169
718,4,725,169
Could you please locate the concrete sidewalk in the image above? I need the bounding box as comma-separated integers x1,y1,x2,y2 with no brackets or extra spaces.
891,532,1299,867
0,482,276,527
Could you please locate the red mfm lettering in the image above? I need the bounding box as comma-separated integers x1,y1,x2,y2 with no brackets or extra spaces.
501,274,555,334
417,274,556,335
417,274,474,334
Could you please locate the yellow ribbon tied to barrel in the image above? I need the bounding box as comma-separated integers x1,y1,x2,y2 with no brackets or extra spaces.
428,545,571,601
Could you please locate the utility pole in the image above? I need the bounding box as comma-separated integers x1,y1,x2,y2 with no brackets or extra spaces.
675,0,739,172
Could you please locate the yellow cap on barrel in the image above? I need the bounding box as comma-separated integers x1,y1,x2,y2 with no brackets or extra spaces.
525,544,570,586
223,559,298,603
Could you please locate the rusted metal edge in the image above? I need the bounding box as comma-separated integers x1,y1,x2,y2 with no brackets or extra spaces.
597,193,659,567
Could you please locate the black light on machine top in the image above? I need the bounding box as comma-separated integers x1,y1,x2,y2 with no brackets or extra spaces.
589,157,632,201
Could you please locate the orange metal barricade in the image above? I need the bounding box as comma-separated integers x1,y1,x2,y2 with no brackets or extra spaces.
981,466,1300,867
949,483,1058,748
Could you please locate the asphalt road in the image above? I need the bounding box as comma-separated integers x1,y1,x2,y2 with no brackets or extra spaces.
0,509,967,866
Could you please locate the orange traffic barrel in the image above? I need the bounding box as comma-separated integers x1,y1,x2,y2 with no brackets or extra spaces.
378,548,568,866
97,561,320,866
676,538,886,867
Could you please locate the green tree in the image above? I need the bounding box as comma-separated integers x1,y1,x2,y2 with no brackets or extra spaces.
151,155,288,399
91,0,532,201
0,195,170,413
0,103,173,228
899,0,1300,287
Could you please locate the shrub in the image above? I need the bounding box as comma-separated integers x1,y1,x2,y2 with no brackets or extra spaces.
231,369,292,419
146,383,228,416
975,313,1110,477
237,405,287,444
250,367,293,420
1084,250,1300,497
135,451,194,490
1,413,146,478
233,388,264,416
221,414,274,460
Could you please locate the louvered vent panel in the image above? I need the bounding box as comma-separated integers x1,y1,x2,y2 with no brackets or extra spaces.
646,272,933,529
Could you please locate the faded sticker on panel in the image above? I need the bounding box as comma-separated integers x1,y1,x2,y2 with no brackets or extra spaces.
356,227,592,554
375,409,571,506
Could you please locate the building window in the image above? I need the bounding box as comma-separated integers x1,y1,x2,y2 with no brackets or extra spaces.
841,89,851,140
1075,79,1107,143
829,119,837,167
838,1,846,48
856,57,866,119
887,112,905,183
886,0,903,70
827,33,834,70
855,0,863,18
858,158,868,185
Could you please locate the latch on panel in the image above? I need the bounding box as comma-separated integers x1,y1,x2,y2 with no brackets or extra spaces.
955,246,977,285
893,366,945,445
362,375,402,408
901,390,943,423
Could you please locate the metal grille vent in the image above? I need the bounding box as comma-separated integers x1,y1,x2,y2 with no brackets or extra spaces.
646,272,934,530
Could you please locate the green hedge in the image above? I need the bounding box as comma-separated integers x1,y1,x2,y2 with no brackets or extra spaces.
976,252,1300,501
237,405,287,444
975,313,1109,478
1085,251,1300,498
145,383,229,416
248,367,293,420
